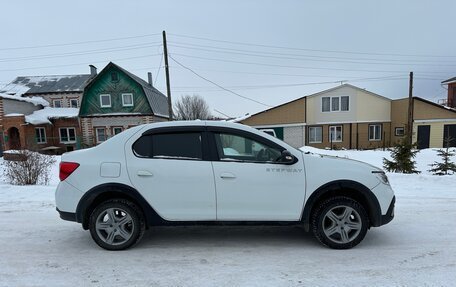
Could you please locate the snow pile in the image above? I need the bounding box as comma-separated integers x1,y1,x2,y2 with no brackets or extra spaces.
0,93,50,107
24,107,79,124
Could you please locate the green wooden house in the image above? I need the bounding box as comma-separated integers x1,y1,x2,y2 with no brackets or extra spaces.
79,62,169,147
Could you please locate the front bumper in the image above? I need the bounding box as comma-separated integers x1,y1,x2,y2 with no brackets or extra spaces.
380,196,395,226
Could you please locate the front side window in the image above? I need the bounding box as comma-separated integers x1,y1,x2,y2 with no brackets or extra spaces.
329,126,342,142
369,124,382,141
122,93,133,107
96,128,106,143
100,94,111,108
133,132,202,160
309,126,322,143
215,133,281,163
59,128,76,143
53,99,62,108
35,127,46,144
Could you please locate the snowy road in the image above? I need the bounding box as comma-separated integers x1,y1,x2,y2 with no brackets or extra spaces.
1,150,456,286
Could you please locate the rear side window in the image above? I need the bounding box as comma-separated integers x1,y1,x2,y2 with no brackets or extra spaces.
133,132,203,160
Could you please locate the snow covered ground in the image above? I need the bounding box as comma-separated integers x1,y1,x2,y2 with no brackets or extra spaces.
0,149,455,286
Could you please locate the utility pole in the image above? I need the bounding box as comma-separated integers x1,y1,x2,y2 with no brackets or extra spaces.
407,71,414,144
162,30,173,120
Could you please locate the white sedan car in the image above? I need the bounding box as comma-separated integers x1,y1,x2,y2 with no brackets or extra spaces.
56,121,395,250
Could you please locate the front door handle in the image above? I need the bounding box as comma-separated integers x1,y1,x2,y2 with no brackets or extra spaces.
220,172,236,179
137,170,153,177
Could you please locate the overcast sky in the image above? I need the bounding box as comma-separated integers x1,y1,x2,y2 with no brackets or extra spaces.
1,0,455,117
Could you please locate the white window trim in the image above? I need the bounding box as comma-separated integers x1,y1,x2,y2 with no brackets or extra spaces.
321,96,350,113
329,125,343,143
112,127,123,135
308,126,322,143
95,127,107,143
53,99,62,108
121,93,134,107
59,127,76,143
35,127,47,144
70,98,78,108
395,127,405,136
100,94,111,108
369,124,382,141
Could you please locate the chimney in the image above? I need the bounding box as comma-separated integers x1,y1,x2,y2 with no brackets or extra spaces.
147,72,153,86
89,65,97,77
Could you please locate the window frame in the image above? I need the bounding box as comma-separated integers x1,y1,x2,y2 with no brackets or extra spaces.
35,127,46,144
70,98,78,108
59,127,76,144
112,127,123,135
100,94,111,108
321,96,350,112
308,126,323,144
111,72,119,82
121,93,134,107
369,124,382,141
329,125,343,143
95,127,107,143
53,99,62,108
395,127,405,136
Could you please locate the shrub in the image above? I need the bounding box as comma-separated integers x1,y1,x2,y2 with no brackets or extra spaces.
2,150,56,185
383,138,420,174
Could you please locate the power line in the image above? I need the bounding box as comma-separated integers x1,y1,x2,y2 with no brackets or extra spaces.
154,53,164,86
169,55,272,107
169,33,456,58
168,42,456,66
0,42,162,63
0,33,162,51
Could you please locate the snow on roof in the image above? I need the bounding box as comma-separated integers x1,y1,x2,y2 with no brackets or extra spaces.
0,75,91,95
0,93,49,107
24,107,79,125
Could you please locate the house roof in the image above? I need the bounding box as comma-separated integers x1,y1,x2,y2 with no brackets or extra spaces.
85,62,169,118
0,75,92,96
413,96,456,113
441,77,456,85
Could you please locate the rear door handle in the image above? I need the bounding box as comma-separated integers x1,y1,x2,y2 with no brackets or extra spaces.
220,172,236,179
137,170,153,177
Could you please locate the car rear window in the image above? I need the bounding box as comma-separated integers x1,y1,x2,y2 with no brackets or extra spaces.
133,132,203,160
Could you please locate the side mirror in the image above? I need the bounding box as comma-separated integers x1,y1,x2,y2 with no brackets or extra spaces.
280,150,296,165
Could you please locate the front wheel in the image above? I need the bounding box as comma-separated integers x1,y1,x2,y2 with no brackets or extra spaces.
311,196,369,249
89,199,145,250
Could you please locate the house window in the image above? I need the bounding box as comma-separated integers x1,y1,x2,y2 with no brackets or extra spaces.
70,99,78,108
35,127,46,144
111,72,119,82
331,97,339,111
395,127,405,136
309,127,322,143
329,126,343,142
341,96,349,111
322,97,330,112
122,93,134,107
53,99,62,108
369,124,382,141
96,128,107,143
100,94,111,108
59,128,76,143
112,127,123,135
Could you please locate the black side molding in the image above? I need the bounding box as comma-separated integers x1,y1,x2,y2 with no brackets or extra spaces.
56,208,77,222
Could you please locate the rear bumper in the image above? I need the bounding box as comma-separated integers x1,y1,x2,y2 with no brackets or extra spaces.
380,196,395,226
56,208,77,222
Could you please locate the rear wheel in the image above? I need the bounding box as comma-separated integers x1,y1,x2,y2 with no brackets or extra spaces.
311,196,369,249
89,199,145,250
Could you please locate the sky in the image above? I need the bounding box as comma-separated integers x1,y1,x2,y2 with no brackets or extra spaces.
1,0,455,118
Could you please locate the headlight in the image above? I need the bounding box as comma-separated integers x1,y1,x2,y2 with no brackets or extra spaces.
372,170,389,185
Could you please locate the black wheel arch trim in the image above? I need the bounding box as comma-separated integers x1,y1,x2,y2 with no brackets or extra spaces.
75,183,166,229
301,180,382,230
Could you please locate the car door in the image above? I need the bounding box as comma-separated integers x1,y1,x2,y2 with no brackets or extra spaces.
209,128,306,221
125,126,216,221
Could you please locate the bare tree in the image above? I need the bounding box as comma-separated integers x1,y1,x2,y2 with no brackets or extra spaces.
2,150,56,185
174,95,212,120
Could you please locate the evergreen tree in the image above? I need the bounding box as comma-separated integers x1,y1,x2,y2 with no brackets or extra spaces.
428,137,456,175
383,137,420,174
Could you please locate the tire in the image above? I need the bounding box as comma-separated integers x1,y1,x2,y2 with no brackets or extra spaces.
89,199,145,250
311,196,369,249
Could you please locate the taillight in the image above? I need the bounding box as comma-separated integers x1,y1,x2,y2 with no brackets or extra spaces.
59,162,80,181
